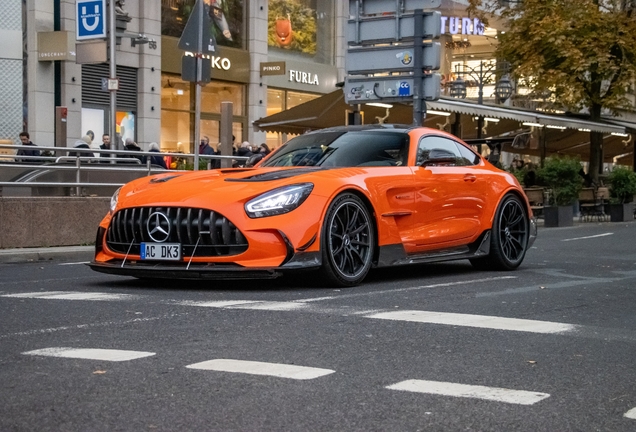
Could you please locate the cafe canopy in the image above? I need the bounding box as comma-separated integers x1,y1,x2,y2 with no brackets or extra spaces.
254,90,633,164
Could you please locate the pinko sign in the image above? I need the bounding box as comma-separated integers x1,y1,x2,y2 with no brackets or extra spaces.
441,16,485,36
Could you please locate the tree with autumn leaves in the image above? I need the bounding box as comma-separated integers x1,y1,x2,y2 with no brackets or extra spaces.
466,0,636,183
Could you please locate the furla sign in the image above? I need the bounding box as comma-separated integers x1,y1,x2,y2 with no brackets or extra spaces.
265,59,337,94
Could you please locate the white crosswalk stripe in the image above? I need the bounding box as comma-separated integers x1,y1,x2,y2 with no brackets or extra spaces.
186,359,335,380
366,310,576,334
23,347,155,362
624,407,636,419
386,379,550,405
2,291,136,301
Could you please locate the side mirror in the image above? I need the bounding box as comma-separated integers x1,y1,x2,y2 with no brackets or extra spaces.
420,148,457,166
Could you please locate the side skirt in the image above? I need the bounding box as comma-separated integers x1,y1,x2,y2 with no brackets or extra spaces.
376,231,491,268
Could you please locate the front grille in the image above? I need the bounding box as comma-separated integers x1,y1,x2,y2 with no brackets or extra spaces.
106,207,248,257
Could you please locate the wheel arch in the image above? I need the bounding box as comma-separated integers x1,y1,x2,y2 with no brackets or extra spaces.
331,188,381,265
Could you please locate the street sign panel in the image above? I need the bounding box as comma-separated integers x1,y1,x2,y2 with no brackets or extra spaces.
344,74,440,104
182,55,211,83
349,0,441,16
178,0,217,54
346,42,440,75
348,11,441,45
76,0,106,41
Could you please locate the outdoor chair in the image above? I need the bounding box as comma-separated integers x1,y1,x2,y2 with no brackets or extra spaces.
523,187,544,219
578,187,604,222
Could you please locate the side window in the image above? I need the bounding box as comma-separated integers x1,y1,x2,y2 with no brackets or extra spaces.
455,142,480,166
416,136,463,166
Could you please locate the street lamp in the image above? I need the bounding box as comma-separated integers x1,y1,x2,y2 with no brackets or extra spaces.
449,61,513,138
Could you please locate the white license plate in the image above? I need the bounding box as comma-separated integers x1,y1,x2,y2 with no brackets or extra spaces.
140,243,181,261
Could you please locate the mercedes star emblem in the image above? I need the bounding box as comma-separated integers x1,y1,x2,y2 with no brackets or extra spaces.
147,211,171,242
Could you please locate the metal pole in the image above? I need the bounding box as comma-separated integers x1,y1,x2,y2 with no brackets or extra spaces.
477,62,484,141
412,9,424,126
109,0,117,151
193,0,204,171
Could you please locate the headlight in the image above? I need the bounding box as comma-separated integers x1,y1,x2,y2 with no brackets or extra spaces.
110,187,121,213
245,183,313,218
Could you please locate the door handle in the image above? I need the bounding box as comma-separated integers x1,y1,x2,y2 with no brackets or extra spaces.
464,174,477,182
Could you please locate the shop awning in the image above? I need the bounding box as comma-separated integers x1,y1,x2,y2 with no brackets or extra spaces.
254,90,626,136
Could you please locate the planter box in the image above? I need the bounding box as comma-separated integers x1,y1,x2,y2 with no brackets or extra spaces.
609,203,634,222
544,205,574,227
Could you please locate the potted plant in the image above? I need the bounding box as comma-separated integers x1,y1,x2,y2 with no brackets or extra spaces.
606,166,636,222
537,156,583,227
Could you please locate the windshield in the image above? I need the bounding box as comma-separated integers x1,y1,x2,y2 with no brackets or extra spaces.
261,131,410,168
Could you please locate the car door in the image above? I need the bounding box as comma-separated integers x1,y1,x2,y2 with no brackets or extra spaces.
407,134,488,253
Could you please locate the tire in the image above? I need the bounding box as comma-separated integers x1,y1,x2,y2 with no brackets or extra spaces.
320,193,375,287
470,193,529,271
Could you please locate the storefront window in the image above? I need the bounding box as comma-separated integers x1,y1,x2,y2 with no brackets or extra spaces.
267,88,285,116
161,73,246,153
161,75,192,111
161,0,245,49
286,91,319,109
161,110,191,152
268,0,334,64
201,82,244,116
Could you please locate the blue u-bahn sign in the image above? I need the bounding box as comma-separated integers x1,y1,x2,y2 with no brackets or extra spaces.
76,0,106,41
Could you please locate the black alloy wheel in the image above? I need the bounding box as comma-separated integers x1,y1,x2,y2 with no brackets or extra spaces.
321,193,374,287
471,193,529,270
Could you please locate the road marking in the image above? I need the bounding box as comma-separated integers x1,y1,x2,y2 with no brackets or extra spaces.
1,291,136,301
58,261,90,266
186,359,335,380
177,300,263,308
625,407,636,419
179,300,308,311
23,347,155,362
0,313,188,340
562,233,613,242
366,310,575,334
293,276,518,303
386,379,550,405
229,301,308,311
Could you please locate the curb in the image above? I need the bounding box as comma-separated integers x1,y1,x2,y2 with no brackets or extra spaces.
0,246,94,264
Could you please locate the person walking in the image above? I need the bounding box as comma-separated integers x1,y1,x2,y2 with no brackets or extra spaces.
123,138,143,162
145,142,167,169
16,132,40,163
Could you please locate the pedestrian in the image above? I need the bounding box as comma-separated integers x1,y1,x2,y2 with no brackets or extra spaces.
99,133,113,161
123,138,143,162
523,162,537,188
16,132,40,163
235,141,253,168
258,143,271,155
68,135,93,158
85,130,95,144
199,136,220,169
145,142,167,169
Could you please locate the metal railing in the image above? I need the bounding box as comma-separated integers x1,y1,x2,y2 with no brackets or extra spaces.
0,144,247,197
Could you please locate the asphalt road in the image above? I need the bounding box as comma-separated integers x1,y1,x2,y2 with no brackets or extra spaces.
1,221,635,431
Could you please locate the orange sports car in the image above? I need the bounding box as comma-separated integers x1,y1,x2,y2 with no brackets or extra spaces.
89,125,537,287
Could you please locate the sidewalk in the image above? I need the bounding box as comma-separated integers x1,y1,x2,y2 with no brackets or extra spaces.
0,245,94,264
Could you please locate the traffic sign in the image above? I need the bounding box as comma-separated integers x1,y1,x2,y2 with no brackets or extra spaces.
344,75,440,104
76,0,106,41
348,11,442,45
346,42,441,75
178,0,217,54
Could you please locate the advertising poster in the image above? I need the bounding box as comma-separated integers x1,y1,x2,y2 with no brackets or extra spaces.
268,0,317,55
162,0,244,49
